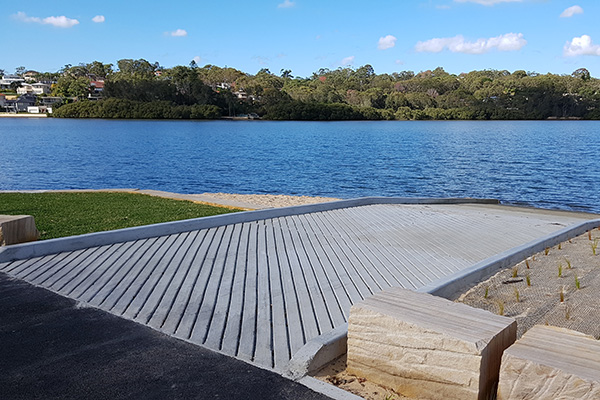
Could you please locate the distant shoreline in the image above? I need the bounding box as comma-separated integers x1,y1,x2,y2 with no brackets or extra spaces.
0,113,47,118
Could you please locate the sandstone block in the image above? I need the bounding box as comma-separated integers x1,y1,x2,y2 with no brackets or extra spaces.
0,215,40,246
498,325,600,399
347,287,516,400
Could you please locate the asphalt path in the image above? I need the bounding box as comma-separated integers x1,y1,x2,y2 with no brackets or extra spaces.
0,272,329,400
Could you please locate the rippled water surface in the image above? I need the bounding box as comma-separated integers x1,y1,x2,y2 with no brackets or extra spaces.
1,118,599,213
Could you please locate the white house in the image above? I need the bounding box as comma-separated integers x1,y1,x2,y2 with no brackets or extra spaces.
17,83,52,95
0,75,25,90
17,82,52,94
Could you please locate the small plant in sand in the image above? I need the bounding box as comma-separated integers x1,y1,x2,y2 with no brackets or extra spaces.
558,242,562,250
525,258,530,269
589,231,593,241
565,305,571,320
592,239,599,256
560,287,565,303
497,300,505,316
545,247,550,256
575,275,581,290
526,274,531,287
532,255,536,261
565,258,572,269
484,286,489,299
512,266,518,278
514,288,520,303
558,263,563,277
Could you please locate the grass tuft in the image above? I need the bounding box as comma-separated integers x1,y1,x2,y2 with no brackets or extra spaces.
575,275,581,290
592,239,599,256
560,287,565,303
484,286,489,299
525,259,530,269
545,247,550,256
526,274,531,287
558,263,563,277
497,300,505,316
0,192,242,240
512,266,518,278
514,288,520,303
565,258,572,269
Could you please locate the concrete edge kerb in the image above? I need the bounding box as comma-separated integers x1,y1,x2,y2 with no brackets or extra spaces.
283,218,600,384
0,196,498,263
285,323,348,380
418,218,600,299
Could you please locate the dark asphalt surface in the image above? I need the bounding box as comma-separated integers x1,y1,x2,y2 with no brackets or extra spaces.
0,272,330,400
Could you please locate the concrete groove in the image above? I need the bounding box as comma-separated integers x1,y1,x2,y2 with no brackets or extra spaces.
56,243,117,293
289,215,337,333
297,213,347,327
0,202,595,373
282,216,322,340
316,210,385,293
299,212,350,321
343,206,427,287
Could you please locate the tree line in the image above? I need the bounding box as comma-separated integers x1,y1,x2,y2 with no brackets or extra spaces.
34,59,600,120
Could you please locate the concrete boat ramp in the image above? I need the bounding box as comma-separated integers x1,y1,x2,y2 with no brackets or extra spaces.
1,198,598,381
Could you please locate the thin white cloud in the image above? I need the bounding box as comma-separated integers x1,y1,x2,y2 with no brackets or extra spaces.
560,5,583,18
340,56,355,66
92,15,105,23
278,0,295,8
415,33,526,54
169,29,188,37
192,56,202,64
14,11,79,28
378,35,397,50
454,0,522,5
252,56,270,65
564,35,600,57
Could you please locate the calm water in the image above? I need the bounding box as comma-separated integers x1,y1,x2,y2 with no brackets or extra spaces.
1,118,599,213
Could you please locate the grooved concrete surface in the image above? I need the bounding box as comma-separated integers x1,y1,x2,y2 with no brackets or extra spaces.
0,203,593,371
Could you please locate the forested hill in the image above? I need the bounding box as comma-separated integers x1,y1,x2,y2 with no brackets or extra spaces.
50,60,600,120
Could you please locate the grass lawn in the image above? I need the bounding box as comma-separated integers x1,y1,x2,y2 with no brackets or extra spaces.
0,192,242,240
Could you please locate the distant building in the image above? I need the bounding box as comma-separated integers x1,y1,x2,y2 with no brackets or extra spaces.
0,75,25,90
14,94,36,112
39,97,63,106
23,71,39,82
27,105,52,114
88,80,105,100
17,83,52,95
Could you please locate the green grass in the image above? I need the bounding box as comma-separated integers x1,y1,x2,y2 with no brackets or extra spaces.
0,192,242,240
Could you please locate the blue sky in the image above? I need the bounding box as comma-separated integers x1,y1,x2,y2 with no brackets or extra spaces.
4,0,600,78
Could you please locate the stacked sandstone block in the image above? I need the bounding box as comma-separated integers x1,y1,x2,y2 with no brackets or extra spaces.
498,325,600,399
347,287,516,400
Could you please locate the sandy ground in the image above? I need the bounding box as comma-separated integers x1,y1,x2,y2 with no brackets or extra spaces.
313,355,409,400
196,192,341,209
314,227,600,400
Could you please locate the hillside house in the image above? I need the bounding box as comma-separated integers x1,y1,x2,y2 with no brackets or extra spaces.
17,83,52,95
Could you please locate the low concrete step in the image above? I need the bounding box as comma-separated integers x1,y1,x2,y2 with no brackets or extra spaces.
0,215,40,246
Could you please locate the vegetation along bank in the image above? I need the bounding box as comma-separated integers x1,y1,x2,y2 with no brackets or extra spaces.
3,60,599,120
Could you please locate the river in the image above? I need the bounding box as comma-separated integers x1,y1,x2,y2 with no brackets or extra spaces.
1,118,598,213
